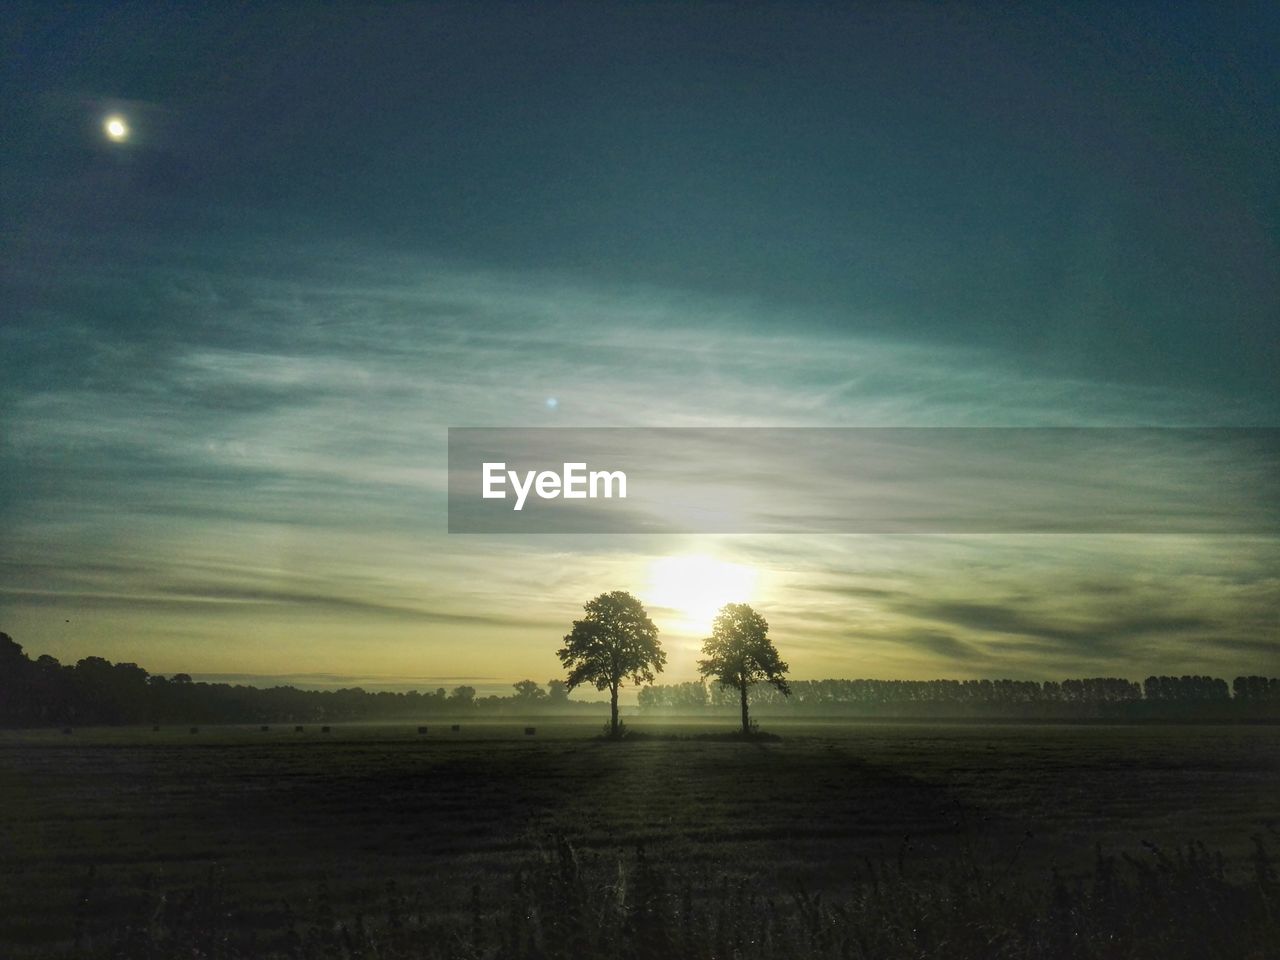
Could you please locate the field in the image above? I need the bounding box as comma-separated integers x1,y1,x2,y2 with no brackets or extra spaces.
2,719,1278,956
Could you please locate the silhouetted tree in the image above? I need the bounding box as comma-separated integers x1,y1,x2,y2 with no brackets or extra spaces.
0,632,24,668
1144,674,1229,702
0,633,32,723
638,680,708,711
6,628,1271,728
698,603,790,734
558,591,664,737
449,685,476,708
512,679,546,704
1235,676,1280,701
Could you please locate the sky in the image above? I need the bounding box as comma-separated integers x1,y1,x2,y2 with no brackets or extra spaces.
2,3,1277,695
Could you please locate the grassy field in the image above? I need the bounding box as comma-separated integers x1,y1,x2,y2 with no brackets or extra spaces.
1,718,1277,955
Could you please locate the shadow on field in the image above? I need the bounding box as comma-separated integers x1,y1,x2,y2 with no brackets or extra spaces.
9,726,1200,953
615,729,784,743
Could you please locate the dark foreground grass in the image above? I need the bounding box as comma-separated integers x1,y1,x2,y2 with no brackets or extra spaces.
68,832,1280,959
2,721,1277,956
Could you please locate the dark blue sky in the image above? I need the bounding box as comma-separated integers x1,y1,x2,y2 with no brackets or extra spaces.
2,3,1277,683
7,3,1278,399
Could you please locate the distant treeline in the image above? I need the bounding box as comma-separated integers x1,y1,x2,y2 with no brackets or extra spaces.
0,634,600,727
639,676,1280,719
2,633,1277,726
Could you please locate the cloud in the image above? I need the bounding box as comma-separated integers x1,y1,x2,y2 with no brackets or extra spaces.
0,586,559,629
743,536,1279,678
2,234,1277,681
888,629,979,663
885,599,1237,671
898,601,1212,647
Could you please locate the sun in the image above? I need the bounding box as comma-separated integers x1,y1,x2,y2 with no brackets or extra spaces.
645,555,757,634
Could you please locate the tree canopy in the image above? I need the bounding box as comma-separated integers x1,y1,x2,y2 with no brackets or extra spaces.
698,603,790,734
558,590,664,737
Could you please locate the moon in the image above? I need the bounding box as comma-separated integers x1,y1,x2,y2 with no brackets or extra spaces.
103,115,129,143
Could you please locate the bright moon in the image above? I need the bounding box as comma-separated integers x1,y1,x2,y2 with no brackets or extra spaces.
645,555,757,633
104,115,129,142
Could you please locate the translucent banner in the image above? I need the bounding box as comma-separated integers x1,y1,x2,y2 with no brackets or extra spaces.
447,428,1280,534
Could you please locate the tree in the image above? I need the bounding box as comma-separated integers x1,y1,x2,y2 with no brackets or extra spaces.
0,632,25,669
449,685,476,707
698,603,790,735
546,679,570,704
558,590,665,737
0,633,32,724
512,679,547,704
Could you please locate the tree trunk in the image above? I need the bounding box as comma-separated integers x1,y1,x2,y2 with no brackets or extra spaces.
740,683,750,735
610,683,620,737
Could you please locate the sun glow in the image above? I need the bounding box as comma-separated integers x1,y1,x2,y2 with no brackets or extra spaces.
645,555,757,634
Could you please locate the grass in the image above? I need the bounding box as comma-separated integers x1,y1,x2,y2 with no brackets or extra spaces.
1,719,1277,955
61,833,1280,958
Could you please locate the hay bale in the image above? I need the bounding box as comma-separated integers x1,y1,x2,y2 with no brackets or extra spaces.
450,724,460,732
260,725,270,732
321,725,331,733
417,725,428,734
295,725,304,732
524,726,536,736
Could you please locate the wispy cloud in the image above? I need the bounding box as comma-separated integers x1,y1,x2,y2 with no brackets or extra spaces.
2,236,1276,681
